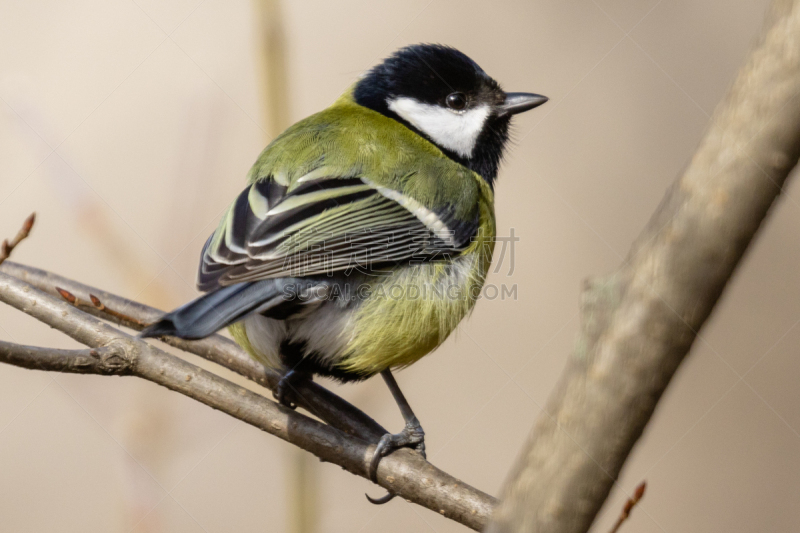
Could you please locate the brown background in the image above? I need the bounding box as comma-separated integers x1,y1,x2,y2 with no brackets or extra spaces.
2,1,799,532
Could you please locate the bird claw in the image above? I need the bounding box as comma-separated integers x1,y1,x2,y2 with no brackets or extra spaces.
369,423,426,480
273,369,303,409
365,421,425,505
365,491,396,505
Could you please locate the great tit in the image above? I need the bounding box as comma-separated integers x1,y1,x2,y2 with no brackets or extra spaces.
141,43,546,496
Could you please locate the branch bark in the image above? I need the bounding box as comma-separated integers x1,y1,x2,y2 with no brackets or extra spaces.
0,270,496,530
487,1,800,531
0,341,133,374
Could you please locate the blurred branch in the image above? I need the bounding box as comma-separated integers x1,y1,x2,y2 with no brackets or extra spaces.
254,0,290,138
487,1,800,532
250,4,315,531
0,266,496,530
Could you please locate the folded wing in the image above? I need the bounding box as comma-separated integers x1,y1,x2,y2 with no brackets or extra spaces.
197,175,478,291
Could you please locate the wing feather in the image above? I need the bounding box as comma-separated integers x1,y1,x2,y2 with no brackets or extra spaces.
197,176,476,291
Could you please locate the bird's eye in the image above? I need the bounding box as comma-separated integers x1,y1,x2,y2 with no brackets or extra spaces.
446,92,467,111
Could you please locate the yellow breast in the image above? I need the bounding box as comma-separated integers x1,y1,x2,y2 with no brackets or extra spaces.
338,194,496,376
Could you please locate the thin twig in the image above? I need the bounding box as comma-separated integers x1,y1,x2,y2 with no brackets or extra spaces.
55,286,150,328
89,293,151,328
0,213,35,266
609,482,646,533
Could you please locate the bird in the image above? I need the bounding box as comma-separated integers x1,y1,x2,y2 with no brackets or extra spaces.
140,43,546,501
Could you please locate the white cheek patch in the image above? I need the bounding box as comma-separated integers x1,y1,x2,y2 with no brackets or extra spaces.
387,97,490,158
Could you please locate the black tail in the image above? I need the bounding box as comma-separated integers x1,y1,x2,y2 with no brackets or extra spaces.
140,278,319,340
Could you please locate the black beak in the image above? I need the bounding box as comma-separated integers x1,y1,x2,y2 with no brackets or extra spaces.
496,92,548,116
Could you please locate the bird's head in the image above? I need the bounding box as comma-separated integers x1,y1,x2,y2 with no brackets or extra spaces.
354,43,547,186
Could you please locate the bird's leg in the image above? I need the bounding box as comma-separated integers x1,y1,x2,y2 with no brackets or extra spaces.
376,369,426,459
274,369,310,410
366,369,425,504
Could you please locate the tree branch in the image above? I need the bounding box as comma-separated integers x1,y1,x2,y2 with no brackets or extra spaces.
0,340,133,374
0,260,387,443
0,271,496,530
487,1,800,531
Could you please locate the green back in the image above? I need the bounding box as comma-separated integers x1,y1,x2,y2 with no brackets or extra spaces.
246,88,483,225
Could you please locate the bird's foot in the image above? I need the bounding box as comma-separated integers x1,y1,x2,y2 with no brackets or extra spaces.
371,424,426,475
365,419,425,504
273,369,307,410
